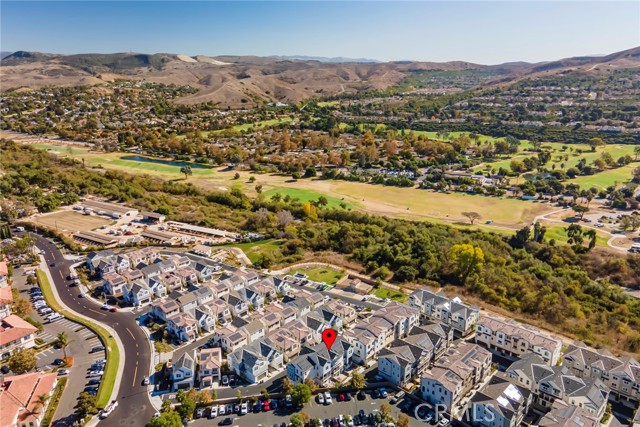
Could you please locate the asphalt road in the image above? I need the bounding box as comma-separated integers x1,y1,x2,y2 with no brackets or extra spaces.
29,233,155,427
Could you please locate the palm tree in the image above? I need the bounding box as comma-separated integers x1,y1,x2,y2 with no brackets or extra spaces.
56,332,70,360
33,393,50,413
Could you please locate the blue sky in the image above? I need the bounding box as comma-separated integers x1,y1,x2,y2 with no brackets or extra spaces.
1,1,638,64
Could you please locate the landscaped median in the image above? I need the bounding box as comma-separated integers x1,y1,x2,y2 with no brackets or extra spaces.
36,270,120,408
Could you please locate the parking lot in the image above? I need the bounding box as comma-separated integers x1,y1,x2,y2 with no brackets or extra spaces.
189,390,444,427
9,265,108,423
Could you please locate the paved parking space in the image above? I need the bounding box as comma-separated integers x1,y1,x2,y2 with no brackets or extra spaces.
190,392,437,427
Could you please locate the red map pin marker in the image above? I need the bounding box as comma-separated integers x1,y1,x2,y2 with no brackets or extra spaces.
322,328,337,351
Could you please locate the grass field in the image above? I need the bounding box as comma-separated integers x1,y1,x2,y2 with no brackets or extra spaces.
37,270,119,409
27,144,558,229
32,143,89,155
373,287,409,302
292,266,344,285
568,163,638,189
543,224,610,247
31,211,113,232
210,117,293,135
221,239,284,264
264,187,353,209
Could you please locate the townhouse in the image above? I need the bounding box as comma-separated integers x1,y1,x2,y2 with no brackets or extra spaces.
171,351,195,391
378,323,452,385
506,353,610,419
123,281,152,307
562,341,640,404
286,337,353,386
150,299,180,323
228,339,283,384
197,347,222,388
420,342,492,412
409,288,479,337
0,315,38,359
214,326,248,354
166,312,197,342
464,373,531,427
102,273,127,297
475,315,563,366
0,286,13,320
538,399,600,427
0,261,8,287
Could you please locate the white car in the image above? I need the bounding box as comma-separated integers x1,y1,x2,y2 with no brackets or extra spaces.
317,393,325,404
595,222,604,227
209,405,218,418
48,313,63,322
39,308,53,315
324,391,332,405
88,370,104,378
240,403,248,415
142,376,150,385
221,375,229,385
218,404,226,415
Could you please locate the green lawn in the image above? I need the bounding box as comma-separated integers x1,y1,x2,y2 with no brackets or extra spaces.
543,225,609,247
221,239,284,264
264,187,353,209
36,270,119,409
373,287,409,302
32,143,89,155
292,266,345,285
90,155,215,178
210,117,293,135
568,163,638,189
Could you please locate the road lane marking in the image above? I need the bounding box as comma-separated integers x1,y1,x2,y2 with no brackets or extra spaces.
126,328,135,340
59,271,64,280
132,365,138,387
88,309,106,316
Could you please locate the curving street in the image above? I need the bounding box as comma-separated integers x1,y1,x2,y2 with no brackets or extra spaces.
30,233,155,427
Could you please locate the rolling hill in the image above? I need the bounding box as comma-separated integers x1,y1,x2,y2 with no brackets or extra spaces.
1,47,638,107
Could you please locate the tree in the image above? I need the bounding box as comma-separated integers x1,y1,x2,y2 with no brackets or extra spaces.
33,393,50,412
350,372,365,390
448,244,484,283
281,376,294,394
277,210,294,229
462,211,482,225
397,413,410,427
150,410,182,427
380,403,392,420
236,389,243,401
161,399,173,413
255,184,263,194
261,388,270,400
291,383,312,407
572,204,589,220
635,146,640,161
303,377,318,393
56,332,70,360
7,348,37,374
588,137,605,152
290,414,304,427
179,166,192,180
177,397,196,420
566,224,584,247
317,196,328,207
75,392,98,419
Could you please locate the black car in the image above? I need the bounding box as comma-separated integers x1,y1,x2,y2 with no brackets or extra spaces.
359,410,366,418
352,415,361,426
90,346,105,353
1,365,10,374
357,390,366,400
323,419,331,427
87,379,100,385
53,358,65,366
344,393,352,402
368,414,375,425
218,418,233,426
372,389,381,398
50,262,55,267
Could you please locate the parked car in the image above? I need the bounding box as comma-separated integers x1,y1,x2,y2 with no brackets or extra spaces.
324,391,332,405
109,307,118,312
390,391,404,404
218,418,233,426
87,379,101,385
218,404,226,415
285,394,293,407
195,408,205,419
1,365,10,374
240,402,248,415
372,389,381,398
91,346,105,353
262,400,270,411
357,390,366,401
221,375,229,385
380,389,388,398
142,376,150,385
87,370,104,378
317,393,325,404
209,405,218,418
57,369,69,376
53,358,65,366
101,304,110,310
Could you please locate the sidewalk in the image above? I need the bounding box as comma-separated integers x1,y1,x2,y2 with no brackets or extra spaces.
37,252,126,427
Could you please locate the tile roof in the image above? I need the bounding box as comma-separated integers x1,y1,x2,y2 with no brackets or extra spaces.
0,372,58,427
0,315,38,346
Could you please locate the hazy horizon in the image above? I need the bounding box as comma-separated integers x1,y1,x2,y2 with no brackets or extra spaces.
2,1,639,64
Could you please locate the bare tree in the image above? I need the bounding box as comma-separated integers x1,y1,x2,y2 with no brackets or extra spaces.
277,210,294,229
